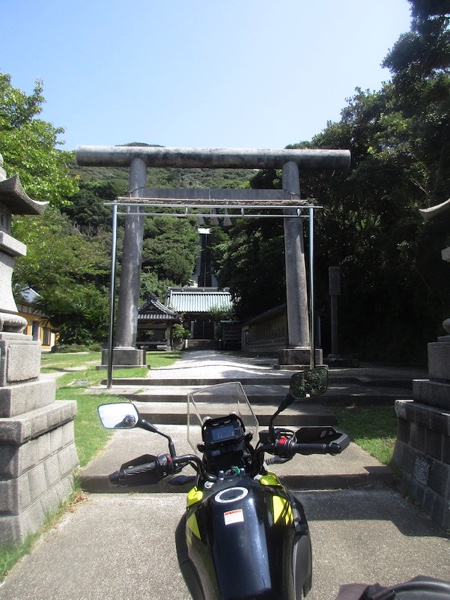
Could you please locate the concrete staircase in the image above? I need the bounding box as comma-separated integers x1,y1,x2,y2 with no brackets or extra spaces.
81,359,419,494
93,342,421,434
94,377,337,427
185,339,218,351
93,369,417,429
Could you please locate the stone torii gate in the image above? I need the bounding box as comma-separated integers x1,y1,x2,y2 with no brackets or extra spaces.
76,146,350,367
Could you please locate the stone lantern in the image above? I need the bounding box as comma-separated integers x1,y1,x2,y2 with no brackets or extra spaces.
0,154,78,544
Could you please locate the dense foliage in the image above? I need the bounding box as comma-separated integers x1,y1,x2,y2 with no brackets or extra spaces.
0,74,78,205
12,208,111,344
214,0,450,363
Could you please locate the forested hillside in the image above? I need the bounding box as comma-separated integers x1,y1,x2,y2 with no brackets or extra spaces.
70,159,255,190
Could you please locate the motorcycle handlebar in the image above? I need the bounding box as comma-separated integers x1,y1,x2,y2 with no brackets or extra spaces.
289,441,343,455
109,453,209,485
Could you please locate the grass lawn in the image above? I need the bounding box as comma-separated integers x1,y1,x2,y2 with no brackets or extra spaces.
48,351,181,466
331,405,398,466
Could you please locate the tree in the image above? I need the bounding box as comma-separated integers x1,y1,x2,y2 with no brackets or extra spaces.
295,87,450,362
13,208,110,292
212,1,450,363
13,209,111,345
33,284,109,346
213,217,286,320
0,73,78,205
382,0,450,204
142,216,199,285
61,180,126,234
139,271,175,304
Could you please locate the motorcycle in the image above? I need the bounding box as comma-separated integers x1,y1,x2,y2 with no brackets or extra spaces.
334,577,450,599
98,366,450,600
98,365,352,599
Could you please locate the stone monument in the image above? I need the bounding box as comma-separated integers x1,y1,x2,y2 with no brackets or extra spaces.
393,198,450,529
0,154,78,544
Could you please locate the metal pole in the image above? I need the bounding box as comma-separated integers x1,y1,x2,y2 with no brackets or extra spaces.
107,204,118,389
309,207,315,369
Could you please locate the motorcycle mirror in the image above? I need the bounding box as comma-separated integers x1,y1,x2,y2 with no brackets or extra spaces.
270,367,329,434
289,367,328,400
98,403,140,429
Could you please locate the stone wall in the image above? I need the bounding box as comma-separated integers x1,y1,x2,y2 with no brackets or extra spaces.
393,341,450,529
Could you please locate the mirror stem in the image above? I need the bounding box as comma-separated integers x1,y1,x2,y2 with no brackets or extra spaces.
139,417,159,434
139,418,176,458
268,393,294,440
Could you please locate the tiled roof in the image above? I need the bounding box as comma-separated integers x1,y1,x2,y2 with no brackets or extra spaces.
138,293,180,322
167,288,233,314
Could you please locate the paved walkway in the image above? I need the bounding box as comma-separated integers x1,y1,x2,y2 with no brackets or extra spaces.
0,352,448,600
145,350,427,382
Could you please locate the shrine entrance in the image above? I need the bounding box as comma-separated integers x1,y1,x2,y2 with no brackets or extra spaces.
75,146,350,386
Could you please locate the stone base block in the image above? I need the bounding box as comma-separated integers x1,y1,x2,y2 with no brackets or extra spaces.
394,399,450,529
278,348,323,367
0,406,78,544
428,341,450,381
0,400,77,444
0,333,41,385
324,356,360,368
0,443,78,515
394,441,450,529
0,421,76,478
0,474,75,545
0,378,56,418
413,379,450,411
101,348,145,367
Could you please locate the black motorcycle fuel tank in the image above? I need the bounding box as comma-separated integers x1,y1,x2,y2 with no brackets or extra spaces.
183,474,312,600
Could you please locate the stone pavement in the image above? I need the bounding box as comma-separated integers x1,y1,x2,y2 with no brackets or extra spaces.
0,352,448,599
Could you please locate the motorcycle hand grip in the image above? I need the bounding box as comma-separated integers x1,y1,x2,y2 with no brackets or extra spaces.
109,460,157,483
289,436,349,456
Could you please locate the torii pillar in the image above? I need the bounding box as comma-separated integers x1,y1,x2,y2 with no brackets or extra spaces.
76,146,351,367
107,157,147,366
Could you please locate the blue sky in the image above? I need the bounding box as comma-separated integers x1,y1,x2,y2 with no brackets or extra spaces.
1,0,412,151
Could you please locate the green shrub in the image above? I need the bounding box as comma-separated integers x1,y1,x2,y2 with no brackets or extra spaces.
51,344,89,353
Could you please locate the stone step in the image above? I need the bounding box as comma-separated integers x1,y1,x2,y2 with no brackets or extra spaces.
92,381,413,407
132,400,337,427
93,382,337,426
92,384,288,401
79,427,396,494
103,376,291,386
185,339,219,351
91,371,414,429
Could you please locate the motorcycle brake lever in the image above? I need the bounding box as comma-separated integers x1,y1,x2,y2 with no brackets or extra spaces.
265,456,291,465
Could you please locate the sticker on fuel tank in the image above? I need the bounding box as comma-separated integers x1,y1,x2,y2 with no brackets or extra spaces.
224,509,244,525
